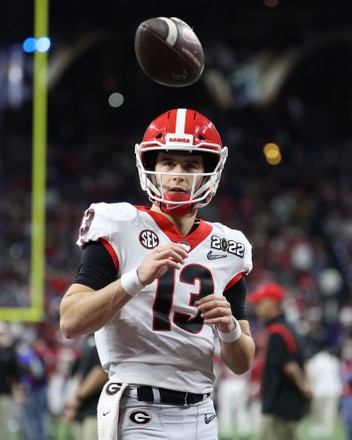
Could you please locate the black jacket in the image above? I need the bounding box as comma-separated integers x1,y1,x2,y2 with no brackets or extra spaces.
261,314,309,420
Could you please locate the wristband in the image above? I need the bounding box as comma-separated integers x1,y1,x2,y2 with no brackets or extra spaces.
217,317,242,343
120,269,144,297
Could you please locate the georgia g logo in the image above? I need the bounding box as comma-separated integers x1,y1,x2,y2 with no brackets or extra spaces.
128,409,153,426
105,382,121,396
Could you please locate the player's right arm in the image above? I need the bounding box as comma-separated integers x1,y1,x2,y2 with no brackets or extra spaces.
60,281,132,339
60,242,188,339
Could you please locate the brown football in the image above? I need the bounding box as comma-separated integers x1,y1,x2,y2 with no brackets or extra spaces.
135,17,204,87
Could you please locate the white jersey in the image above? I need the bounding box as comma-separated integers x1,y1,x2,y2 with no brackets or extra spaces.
77,202,252,394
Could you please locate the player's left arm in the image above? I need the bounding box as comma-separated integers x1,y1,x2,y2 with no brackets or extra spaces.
219,318,255,375
195,276,255,374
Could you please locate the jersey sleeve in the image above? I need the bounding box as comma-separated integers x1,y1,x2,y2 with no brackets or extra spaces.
235,230,253,275
225,276,248,321
76,202,138,248
76,203,112,247
220,224,253,288
75,241,118,290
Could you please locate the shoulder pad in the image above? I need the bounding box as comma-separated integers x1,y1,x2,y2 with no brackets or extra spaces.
76,202,137,247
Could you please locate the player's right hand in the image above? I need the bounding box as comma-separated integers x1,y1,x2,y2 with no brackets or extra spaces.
137,243,188,285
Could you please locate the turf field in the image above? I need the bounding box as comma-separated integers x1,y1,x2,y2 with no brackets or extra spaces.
9,416,347,440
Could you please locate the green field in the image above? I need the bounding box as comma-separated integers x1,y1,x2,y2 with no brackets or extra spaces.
219,418,347,440
9,415,347,440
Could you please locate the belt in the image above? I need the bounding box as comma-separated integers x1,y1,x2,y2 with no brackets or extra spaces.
136,385,210,405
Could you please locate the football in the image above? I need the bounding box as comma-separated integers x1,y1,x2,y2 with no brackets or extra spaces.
135,17,204,87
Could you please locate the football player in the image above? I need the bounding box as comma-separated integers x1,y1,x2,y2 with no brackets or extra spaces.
60,108,255,440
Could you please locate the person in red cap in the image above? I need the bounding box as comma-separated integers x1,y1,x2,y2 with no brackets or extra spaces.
248,282,312,440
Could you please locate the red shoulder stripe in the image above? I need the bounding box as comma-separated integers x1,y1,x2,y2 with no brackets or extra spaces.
98,238,119,270
224,272,245,291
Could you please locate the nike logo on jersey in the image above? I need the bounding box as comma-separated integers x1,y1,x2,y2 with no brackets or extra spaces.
103,410,111,416
204,413,216,424
207,251,228,260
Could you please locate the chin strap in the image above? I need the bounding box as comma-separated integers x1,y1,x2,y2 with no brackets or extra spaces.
159,201,195,216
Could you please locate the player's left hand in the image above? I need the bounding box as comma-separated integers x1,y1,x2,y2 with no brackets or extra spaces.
195,294,235,333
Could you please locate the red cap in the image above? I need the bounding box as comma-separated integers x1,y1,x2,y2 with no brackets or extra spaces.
248,282,285,304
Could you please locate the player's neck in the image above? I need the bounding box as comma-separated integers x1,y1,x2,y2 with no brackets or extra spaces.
150,204,198,236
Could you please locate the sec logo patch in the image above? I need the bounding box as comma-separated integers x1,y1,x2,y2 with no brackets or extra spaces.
128,409,152,426
139,230,159,249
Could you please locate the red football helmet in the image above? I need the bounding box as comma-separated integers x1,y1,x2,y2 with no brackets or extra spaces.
135,108,228,215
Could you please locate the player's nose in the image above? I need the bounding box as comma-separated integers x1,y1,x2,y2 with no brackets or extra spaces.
171,164,186,177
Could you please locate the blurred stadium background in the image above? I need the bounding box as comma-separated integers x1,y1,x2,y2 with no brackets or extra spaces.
0,0,352,439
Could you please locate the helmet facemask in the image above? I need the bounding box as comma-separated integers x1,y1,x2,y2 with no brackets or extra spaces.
135,108,228,215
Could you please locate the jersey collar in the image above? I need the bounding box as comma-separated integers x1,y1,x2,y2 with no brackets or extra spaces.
137,206,212,252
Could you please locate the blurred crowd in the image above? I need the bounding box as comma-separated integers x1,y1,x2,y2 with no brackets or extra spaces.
0,319,111,440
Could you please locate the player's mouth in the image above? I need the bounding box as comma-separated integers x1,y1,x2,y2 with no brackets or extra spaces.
169,186,187,193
